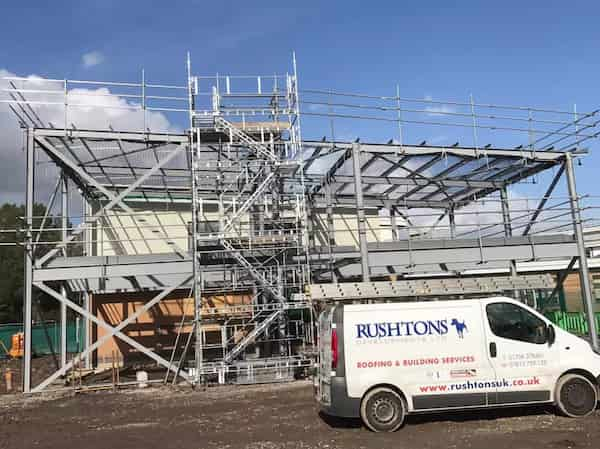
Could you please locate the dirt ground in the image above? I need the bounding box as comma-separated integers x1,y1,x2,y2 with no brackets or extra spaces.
0,381,598,449
0,356,59,395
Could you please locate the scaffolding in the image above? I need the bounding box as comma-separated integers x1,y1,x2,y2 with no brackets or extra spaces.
2,54,600,392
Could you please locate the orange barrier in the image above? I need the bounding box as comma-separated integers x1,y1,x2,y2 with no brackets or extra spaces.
8,332,24,358
4,368,12,392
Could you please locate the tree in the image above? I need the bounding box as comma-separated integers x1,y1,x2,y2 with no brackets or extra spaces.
0,203,63,323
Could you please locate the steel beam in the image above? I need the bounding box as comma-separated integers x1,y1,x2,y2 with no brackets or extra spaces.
565,153,599,349
547,256,578,308
33,127,189,143
35,138,188,266
299,144,325,174
33,256,193,282
303,141,566,162
311,195,450,209
352,143,370,281
32,280,192,392
393,156,459,200
384,154,443,197
434,157,515,203
303,235,578,269
311,147,352,195
335,153,384,194
363,154,412,193
522,164,565,236
327,175,503,190
450,160,556,205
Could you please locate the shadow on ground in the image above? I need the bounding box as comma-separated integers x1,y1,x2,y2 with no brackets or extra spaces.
320,404,556,430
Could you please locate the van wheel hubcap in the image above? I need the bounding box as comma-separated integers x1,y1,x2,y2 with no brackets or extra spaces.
559,377,596,416
565,383,586,407
372,398,396,423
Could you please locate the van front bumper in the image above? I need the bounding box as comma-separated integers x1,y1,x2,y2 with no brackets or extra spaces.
319,376,360,418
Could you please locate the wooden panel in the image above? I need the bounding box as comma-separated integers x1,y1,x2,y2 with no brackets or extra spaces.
91,290,251,368
561,273,600,313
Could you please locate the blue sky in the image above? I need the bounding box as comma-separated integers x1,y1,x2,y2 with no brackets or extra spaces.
1,0,600,200
3,0,598,103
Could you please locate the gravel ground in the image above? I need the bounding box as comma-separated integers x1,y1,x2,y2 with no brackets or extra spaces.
0,381,598,449
0,356,59,394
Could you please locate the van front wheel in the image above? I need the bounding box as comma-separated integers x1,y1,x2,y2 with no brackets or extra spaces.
555,374,598,418
360,387,406,432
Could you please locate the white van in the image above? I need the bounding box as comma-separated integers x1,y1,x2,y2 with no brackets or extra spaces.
316,296,600,432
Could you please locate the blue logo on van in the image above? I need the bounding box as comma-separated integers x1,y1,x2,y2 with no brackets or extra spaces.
450,319,468,339
355,318,467,339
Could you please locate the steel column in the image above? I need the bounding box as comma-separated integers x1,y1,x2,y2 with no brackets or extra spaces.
83,198,92,369
500,187,512,237
500,187,518,283
32,281,192,392
83,292,91,369
352,143,370,281
60,173,68,369
307,199,315,251
390,206,398,241
22,129,34,393
565,153,598,349
449,206,456,239
325,185,336,282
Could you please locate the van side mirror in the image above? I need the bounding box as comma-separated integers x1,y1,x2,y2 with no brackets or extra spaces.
546,324,556,345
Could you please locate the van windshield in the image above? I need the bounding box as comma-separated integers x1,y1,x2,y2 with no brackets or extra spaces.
486,302,547,344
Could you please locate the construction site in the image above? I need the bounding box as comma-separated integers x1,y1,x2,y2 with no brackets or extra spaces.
0,53,599,398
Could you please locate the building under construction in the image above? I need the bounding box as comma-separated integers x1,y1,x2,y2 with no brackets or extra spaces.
2,55,600,392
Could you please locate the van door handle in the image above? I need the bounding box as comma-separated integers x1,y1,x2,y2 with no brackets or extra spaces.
489,342,497,358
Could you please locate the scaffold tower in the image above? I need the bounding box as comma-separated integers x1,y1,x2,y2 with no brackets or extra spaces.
186,55,313,382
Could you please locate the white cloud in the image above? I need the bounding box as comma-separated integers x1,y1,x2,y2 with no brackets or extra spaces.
377,190,528,242
0,69,31,204
423,95,457,117
82,51,104,68
308,103,325,112
0,69,178,205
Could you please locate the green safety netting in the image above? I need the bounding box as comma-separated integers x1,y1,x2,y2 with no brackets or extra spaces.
0,321,83,359
545,311,600,336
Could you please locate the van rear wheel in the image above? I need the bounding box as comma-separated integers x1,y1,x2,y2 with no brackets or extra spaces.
360,387,406,432
555,374,598,418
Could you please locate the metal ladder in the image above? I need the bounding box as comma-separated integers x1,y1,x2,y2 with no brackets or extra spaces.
223,309,283,364
222,171,276,233
214,116,277,162
220,239,286,303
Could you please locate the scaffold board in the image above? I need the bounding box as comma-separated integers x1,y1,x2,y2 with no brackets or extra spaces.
308,274,554,301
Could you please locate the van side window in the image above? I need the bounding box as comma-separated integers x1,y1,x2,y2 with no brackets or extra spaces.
486,302,547,344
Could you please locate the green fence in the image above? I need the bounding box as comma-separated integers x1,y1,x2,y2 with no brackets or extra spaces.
545,311,600,336
0,321,83,359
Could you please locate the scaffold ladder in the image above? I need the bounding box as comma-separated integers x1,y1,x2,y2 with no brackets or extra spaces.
223,309,283,364
214,116,277,162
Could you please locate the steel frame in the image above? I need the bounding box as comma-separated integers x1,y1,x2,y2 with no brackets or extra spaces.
4,56,600,393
